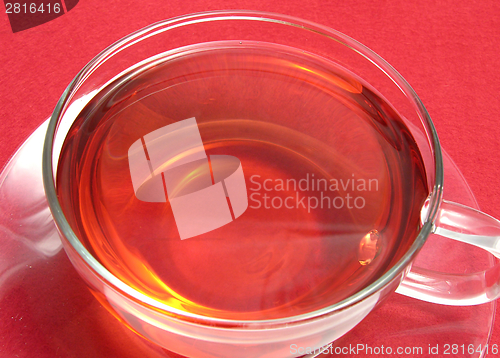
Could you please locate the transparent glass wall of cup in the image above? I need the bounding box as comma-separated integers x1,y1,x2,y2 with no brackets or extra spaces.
42,11,500,358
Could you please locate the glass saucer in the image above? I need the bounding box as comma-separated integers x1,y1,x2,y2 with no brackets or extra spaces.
0,120,495,358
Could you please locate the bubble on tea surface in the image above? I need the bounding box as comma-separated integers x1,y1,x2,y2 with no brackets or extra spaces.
358,230,380,265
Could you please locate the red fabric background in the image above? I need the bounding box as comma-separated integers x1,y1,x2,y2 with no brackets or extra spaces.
1,0,499,357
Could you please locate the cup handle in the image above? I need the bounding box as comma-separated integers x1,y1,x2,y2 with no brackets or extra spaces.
396,199,500,305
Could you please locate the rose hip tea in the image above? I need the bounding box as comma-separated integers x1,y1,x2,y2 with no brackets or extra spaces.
56,42,428,320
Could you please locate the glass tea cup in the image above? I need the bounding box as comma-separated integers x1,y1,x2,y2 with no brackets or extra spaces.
42,10,500,358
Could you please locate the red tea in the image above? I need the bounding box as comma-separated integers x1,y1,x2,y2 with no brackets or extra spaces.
56,42,428,320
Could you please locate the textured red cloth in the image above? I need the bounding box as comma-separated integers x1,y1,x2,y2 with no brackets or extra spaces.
1,1,499,357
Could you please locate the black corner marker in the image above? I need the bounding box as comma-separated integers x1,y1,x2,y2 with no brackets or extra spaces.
63,0,77,11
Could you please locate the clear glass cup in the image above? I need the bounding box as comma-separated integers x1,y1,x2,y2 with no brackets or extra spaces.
41,10,500,358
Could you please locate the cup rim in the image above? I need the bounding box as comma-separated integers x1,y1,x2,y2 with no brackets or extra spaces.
42,9,444,327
